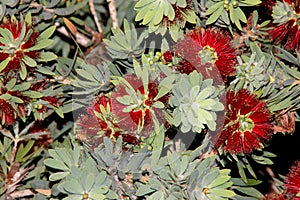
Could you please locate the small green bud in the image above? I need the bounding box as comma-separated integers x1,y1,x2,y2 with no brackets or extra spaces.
224,0,229,5
149,60,154,65
224,4,229,10
232,1,238,8
34,104,43,109
147,145,152,151
155,52,162,57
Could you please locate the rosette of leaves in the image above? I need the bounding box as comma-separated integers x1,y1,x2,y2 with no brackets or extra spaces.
134,0,196,39
44,136,117,199
92,137,151,199
271,1,294,24
255,45,300,112
0,13,57,80
170,70,224,133
0,77,44,124
103,19,147,67
205,0,261,30
136,150,236,199
57,158,117,200
43,137,82,181
71,58,112,105
229,52,266,92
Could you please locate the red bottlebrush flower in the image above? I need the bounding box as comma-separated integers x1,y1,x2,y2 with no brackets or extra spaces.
215,89,273,154
162,51,173,63
0,16,40,74
30,81,60,117
264,193,286,200
174,28,237,79
284,161,300,199
176,60,196,75
111,74,169,136
0,86,27,126
76,95,139,148
269,1,300,50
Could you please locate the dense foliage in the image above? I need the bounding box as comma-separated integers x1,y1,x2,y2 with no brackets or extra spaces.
0,0,300,199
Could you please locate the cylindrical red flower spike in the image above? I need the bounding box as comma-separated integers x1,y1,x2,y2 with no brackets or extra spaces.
269,0,300,50
174,28,237,79
0,17,40,74
111,74,169,136
76,95,139,148
284,161,300,199
215,89,273,154
0,86,28,126
264,193,286,200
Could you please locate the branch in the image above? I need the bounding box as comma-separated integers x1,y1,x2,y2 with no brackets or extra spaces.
89,0,103,33
107,0,118,29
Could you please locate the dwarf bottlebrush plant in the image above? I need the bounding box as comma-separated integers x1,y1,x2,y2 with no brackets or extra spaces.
2,1,300,200
0,13,57,80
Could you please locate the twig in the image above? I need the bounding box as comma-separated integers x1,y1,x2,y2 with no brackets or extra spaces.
10,189,34,199
89,0,103,33
107,0,118,29
56,24,91,47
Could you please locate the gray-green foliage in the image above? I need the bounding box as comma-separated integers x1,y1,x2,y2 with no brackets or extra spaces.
44,136,117,199
103,19,147,65
57,158,117,200
229,52,266,92
272,1,293,24
136,151,235,199
134,0,196,41
205,0,261,30
92,137,151,199
170,71,224,133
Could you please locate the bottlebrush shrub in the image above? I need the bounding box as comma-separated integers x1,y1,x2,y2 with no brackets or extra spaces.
2,0,300,200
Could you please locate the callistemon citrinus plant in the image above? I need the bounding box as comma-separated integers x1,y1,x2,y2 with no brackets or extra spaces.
1,1,300,200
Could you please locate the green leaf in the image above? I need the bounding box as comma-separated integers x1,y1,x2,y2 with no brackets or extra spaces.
44,158,69,171
27,39,53,51
25,12,32,25
39,26,56,40
49,172,69,181
136,185,155,196
153,7,163,26
209,189,236,197
62,179,84,194
36,66,56,76
54,7,75,16
20,62,27,80
176,0,187,7
5,78,16,90
22,91,44,98
12,82,31,91
206,6,223,25
15,140,35,162
22,55,37,67
241,0,261,5
206,1,223,15
235,7,247,23
235,187,264,198
142,10,155,25
208,175,231,188
37,52,58,62
0,58,9,72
